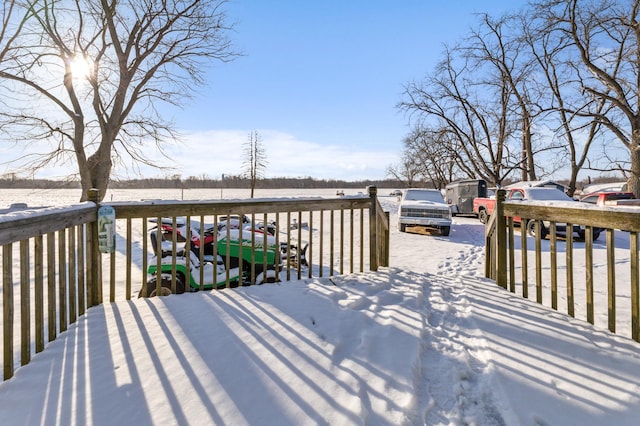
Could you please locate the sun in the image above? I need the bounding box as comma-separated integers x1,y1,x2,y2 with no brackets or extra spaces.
68,54,94,80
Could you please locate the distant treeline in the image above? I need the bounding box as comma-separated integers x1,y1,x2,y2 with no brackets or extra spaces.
0,174,622,191
0,178,81,189
0,176,404,190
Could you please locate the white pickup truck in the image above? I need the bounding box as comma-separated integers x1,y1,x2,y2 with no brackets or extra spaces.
397,188,452,236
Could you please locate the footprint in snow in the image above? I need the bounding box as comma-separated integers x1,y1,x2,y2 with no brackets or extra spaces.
339,295,371,311
373,290,404,307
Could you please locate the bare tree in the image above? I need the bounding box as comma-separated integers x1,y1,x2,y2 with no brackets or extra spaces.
399,46,523,187
0,1,30,63
520,10,610,196
243,130,267,198
533,0,640,196
0,0,236,200
401,126,466,188
463,13,544,182
386,154,422,188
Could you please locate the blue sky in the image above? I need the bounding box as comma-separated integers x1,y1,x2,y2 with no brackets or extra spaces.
159,0,529,181
6,1,529,182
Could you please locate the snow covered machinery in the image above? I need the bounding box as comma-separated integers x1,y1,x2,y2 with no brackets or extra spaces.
139,216,307,297
140,221,283,297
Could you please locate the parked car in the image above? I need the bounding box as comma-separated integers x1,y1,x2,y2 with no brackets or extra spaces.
390,189,403,197
512,187,602,240
579,191,636,206
397,188,452,236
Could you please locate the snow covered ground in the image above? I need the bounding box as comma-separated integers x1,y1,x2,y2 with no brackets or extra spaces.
0,188,639,425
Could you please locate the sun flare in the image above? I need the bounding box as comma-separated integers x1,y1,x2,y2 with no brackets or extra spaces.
68,55,94,79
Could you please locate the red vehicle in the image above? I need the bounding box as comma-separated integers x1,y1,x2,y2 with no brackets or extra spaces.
579,191,636,206
474,187,572,224
473,194,497,224
473,187,600,240
473,187,535,224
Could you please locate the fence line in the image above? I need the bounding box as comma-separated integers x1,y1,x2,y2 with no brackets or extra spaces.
485,189,640,342
1,187,389,382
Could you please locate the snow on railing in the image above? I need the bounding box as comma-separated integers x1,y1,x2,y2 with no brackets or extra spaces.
0,187,389,382
485,189,640,343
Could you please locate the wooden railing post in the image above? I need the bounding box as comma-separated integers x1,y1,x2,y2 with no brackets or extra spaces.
484,224,492,279
87,189,102,307
495,189,507,289
383,211,390,267
368,185,378,271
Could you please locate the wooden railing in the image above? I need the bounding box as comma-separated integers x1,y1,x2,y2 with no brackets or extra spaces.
1,186,389,382
1,204,97,381
485,189,640,342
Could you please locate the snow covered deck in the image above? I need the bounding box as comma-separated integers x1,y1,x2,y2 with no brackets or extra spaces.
1,219,639,425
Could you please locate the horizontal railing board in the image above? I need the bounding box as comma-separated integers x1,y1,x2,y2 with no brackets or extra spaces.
108,196,372,219
503,202,640,232
1,189,390,382
0,204,96,245
487,191,640,342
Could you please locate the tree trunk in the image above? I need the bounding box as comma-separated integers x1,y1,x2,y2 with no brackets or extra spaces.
80,148,112,202
567,163,579,197
628,134,640,197
522,116,537,181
